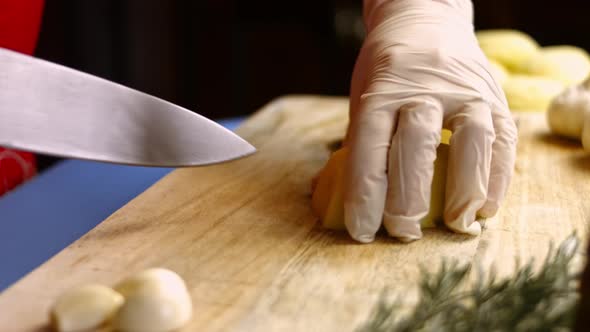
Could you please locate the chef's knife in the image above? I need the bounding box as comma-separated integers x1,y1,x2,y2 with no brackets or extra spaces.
0,47,256,167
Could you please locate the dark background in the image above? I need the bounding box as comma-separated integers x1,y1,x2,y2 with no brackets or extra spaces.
32,0,590,169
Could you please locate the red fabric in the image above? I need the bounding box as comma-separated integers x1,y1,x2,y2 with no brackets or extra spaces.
0,0,44,195
0,0,44,54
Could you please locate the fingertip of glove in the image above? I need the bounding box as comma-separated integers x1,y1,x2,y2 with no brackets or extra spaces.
350,233,376,244
463,221,482,236
478,202,499,218
446,219,482,236
397,235,421,243
383,215,423,242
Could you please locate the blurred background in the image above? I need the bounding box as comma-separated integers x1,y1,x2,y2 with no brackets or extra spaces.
32,0,590,170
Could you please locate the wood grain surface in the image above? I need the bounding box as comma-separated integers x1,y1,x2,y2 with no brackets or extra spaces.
0,95,589,331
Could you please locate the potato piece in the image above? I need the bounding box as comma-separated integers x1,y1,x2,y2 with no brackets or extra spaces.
311,130,451,231
518,46,590,85
476,29,540,72
502,75,565,111
488,59,510,85
311,147,347,230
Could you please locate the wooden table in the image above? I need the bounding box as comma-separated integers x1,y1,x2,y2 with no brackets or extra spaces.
1,95,589,331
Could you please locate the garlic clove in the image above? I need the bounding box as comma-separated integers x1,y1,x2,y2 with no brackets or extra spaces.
50,284,124,332
114,290,192,332
113,268,192,332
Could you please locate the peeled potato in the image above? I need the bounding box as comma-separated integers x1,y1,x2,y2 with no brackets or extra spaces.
488,59,510,85
476,29,540,72
517,46,590,85
502,75,565,111
311,130,451,231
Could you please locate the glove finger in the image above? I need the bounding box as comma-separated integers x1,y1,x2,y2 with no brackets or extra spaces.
443,101,495,235
344,92,398,243
344,43,370,147
383,99,443,242
478,107,518,217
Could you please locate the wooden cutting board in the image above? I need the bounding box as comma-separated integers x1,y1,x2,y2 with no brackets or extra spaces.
1,95,589,331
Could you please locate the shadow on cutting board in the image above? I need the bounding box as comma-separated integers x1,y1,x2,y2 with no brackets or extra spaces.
535,132,583,150
572,154,590,171
533,132,590,172
319,224,479,246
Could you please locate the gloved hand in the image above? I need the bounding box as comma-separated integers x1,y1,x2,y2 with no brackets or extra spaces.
342,0,518,243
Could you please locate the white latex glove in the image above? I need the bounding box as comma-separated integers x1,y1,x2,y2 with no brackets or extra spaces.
343,0,518,243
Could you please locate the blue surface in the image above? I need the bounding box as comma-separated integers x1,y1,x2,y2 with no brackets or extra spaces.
0,117,245,292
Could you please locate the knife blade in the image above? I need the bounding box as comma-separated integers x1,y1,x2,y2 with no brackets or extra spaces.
0,47,256,167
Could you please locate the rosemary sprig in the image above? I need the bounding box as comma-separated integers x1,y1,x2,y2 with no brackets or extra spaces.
357,233,582,332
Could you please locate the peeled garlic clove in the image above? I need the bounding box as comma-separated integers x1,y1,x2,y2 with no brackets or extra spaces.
114,291,192,332
113,268,192,332
547,84,590,139
50,284,124,332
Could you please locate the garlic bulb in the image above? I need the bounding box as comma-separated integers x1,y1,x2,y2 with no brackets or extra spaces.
547,77,590,151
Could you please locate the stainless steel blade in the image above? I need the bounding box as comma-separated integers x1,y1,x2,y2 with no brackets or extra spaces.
0,48,256,167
